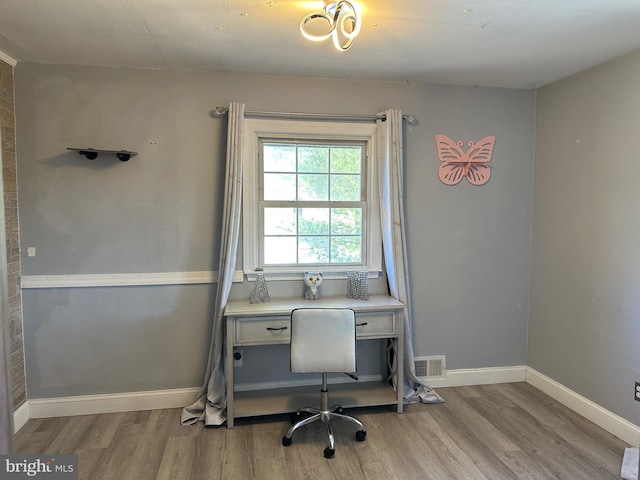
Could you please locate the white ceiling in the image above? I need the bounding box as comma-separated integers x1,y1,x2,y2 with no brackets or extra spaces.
1,0,639,89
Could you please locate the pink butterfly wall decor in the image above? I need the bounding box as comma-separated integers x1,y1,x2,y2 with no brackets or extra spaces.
435,134,496,186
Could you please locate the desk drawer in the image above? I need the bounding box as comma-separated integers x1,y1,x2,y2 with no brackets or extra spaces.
356,312,396,338
234,311,396,345
235,316,290,345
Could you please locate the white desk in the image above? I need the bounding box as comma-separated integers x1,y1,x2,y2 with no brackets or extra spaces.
224,295,405,428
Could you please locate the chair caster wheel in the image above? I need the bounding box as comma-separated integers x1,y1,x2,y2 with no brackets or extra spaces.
323,447,335,458
355,430,366,441
282,436,292,446
334,407,344,414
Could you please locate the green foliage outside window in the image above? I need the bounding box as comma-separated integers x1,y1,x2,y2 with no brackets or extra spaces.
262,141,364,265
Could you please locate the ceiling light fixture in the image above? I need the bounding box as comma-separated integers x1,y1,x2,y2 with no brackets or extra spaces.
300,1,362,51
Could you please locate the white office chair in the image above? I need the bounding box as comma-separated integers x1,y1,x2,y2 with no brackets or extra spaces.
281,308,366,458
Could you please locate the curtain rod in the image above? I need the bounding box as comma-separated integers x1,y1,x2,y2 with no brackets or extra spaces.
212,107,418,125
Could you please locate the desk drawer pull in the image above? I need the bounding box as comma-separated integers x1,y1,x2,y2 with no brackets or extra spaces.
356,322,368,327
266,326,288,332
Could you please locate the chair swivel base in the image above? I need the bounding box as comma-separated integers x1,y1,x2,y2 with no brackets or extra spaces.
282,405,367,458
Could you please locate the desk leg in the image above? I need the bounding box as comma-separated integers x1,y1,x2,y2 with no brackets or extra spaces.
396,309,404,414
226,316,234,428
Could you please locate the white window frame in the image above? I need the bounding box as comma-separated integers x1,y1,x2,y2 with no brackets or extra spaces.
242,118,382,281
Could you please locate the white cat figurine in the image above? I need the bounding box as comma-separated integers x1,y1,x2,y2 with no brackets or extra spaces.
303,271,323,300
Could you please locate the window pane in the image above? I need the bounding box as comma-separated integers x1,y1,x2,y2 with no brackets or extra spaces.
330,174,360,201
259,139,368,268
330,146,361,173
264,208,297,235
264,237,297,264
299,208,329,235
331,236,361,263
264,173,296,200
299,145,328,173
331,208,361,234
298,174,328,201
264,144,296,172
299,236,329,263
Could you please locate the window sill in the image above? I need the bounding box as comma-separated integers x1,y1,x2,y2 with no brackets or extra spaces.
244,269,381,282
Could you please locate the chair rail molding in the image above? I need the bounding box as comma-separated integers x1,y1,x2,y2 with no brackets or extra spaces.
20,270,244,289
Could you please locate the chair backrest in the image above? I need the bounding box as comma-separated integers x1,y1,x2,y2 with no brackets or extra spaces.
290,308,356,374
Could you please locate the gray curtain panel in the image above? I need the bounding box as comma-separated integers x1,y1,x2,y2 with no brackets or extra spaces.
376,109,443,404
181,102,245,427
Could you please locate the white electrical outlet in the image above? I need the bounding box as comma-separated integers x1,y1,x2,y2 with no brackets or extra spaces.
27,247,36,257
234,349,243,368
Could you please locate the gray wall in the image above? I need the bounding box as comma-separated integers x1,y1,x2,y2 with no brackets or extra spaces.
530,49,640,424
15,63,534,398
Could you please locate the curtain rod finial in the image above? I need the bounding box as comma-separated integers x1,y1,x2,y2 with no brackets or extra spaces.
212,106,229,117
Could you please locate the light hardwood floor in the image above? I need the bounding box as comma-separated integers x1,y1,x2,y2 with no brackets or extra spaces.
14,382,629,479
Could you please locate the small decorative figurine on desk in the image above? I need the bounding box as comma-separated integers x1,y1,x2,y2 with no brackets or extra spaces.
303,271,323,300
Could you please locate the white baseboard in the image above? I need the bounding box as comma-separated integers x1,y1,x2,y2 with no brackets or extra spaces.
419,365,526,388
16,376,380,426
12,401,29,433
15,368,516,430
13,366,640,450
26,387,201,420
526,367,640,448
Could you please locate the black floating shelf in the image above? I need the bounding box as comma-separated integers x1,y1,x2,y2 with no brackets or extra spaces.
67,147,138,162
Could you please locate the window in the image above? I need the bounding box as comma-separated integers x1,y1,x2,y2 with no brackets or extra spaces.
261,140,365,266
243,118,381,279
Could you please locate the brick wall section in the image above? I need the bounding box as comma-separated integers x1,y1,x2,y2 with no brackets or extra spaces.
0,59,26,410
